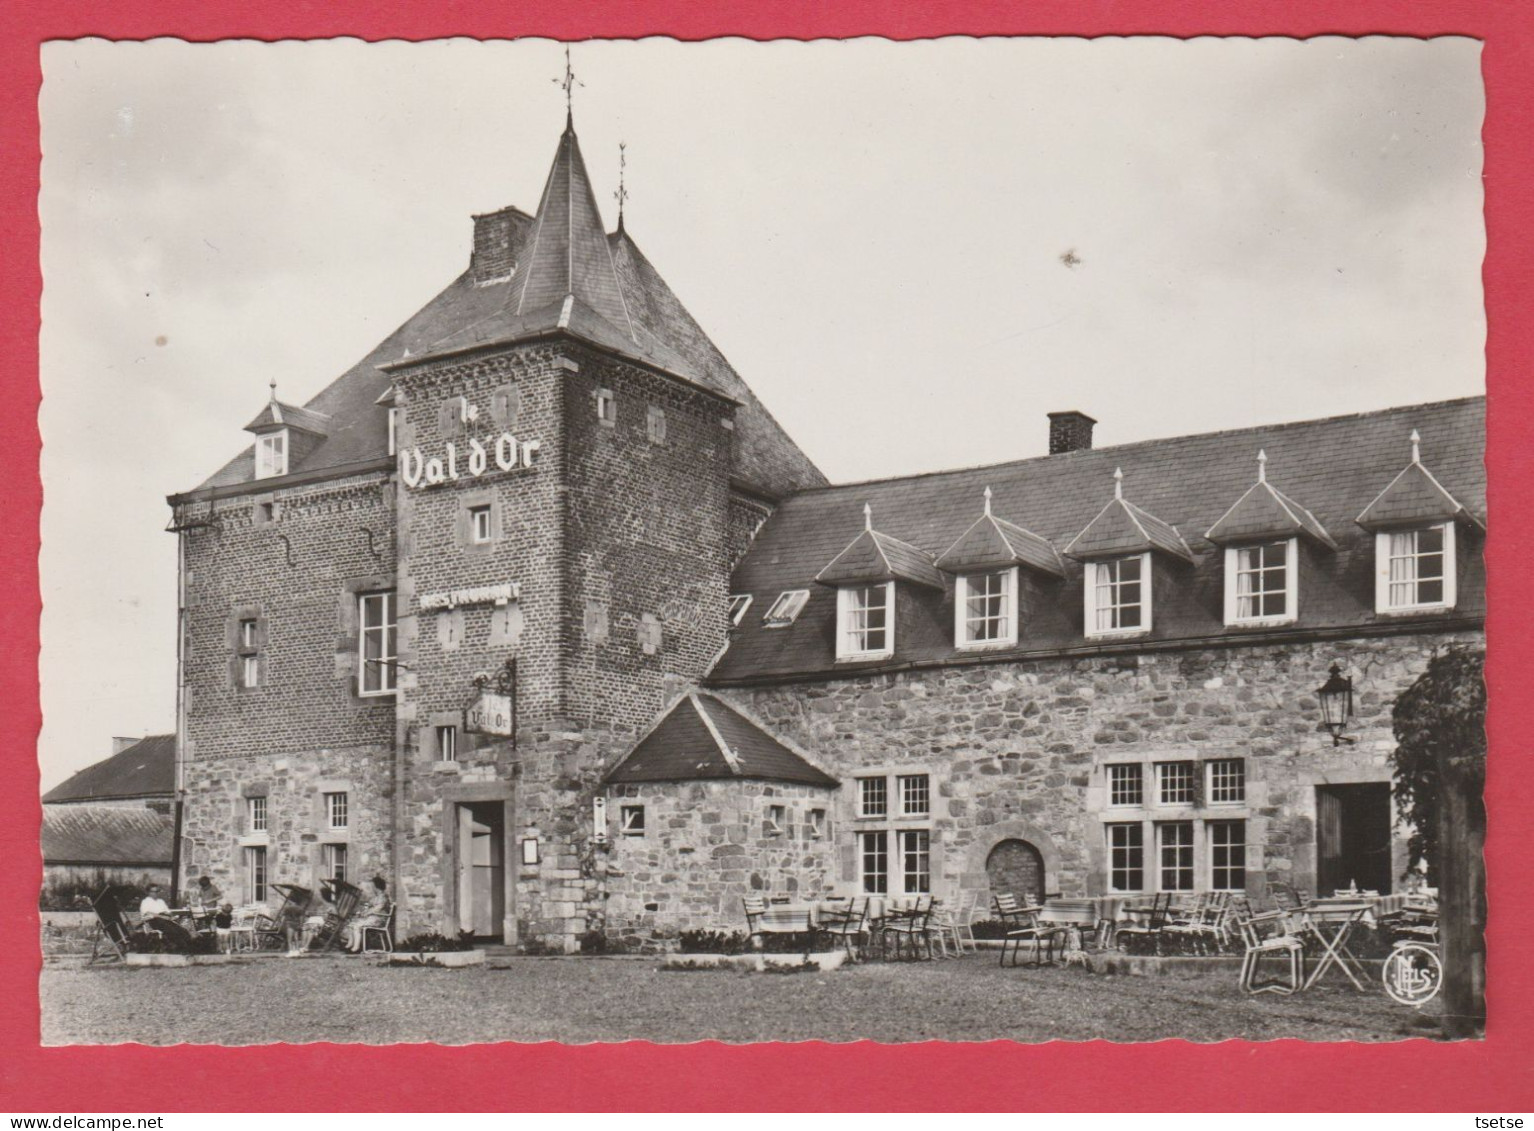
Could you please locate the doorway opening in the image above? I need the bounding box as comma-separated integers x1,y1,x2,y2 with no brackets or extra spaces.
1315,782,1393,896
985,838,1046,903
455,800,506,942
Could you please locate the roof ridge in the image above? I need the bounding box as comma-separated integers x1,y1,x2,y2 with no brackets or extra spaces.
784,395,1485,497
690,693,742,775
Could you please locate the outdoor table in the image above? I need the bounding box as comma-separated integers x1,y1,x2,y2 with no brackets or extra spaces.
1300,900,1373,990
756,903,820,933
1038,896,1129,949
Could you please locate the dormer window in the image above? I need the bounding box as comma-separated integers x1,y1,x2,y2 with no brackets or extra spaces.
836,582,893,661
1086,553,1149,638
956,567,1018,649
1224,539,1297,626
727,594,753,626
762,590,809,627
1377,523,1456,613
255,430,288,479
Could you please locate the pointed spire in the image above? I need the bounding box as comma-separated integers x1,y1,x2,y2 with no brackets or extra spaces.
983,486,993,516
1410,429,1421,464
553,44,582,123
1113,467,1124,500
614,141,629,235
1257,449,1267,482
863,502,873,531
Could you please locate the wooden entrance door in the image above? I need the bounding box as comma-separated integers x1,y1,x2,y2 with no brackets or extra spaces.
455,801,505,941
1315,783,1393,895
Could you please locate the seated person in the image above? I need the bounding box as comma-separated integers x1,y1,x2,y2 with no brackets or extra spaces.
138,884,170,919
346,876,390,953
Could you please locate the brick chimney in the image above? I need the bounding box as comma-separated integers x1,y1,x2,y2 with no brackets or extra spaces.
469,206,530,286
1048,410,1097,455
111,736,140,756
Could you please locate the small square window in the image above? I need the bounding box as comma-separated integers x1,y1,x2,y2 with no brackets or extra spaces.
255,431,288,479
620,805,645,836
898,774,930,817
762,590,810,627
647,405,667,444
728,594,753,627
435,725,458,763
469,505,492,544
837,582,893,660
857,777,887,818
1379,524,1457,612
248,796,267,834
596,389,617,425
958,569,1017,647
808,809,826,839
325,791,348,830
1156,762,1196,806
240,654,260,690
1107,763,1143,807
1207,759,1246,805
1088,554,1149,636
766,804,786,835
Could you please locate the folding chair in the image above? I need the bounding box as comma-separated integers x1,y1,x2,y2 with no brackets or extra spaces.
1116,891,1174,955
88,887,133,965
361,903,395,954
816,897,868,960
880,895,935,960
743,896,767,945
1236,911,1305,995
999,903,1064,968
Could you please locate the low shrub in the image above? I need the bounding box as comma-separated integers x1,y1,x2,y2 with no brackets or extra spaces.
578,929,607,955
678,929,748,955
969,918,1011,940
128,928,220,956
397,930,476,953
519,937,562,956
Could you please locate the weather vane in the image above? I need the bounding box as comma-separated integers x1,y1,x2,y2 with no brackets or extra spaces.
553,44,583,116
614,141,629,230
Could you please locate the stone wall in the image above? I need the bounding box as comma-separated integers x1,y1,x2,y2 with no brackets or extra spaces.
713,630,1481,906
603,779,837,940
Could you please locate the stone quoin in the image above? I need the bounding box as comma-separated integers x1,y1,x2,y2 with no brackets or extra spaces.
166,112,1485,952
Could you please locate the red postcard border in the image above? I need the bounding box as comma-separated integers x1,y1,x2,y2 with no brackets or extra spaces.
1,0,1528,1113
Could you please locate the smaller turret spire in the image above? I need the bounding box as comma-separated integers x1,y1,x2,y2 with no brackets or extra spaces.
983,485,993,516
269,376,277,404
614,141,629,234
863,502,873,531
553,44,582,123
1410,429,1421,464
1113,467,1124,500
1257,449,1267,482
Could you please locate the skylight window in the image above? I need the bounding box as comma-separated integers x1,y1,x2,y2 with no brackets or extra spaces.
728,594,753,626
762,590,810,627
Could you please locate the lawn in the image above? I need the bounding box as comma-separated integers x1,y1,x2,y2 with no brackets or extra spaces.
39,954,1443,1045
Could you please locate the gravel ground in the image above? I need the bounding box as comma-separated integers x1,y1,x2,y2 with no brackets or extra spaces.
40,954,1443,1045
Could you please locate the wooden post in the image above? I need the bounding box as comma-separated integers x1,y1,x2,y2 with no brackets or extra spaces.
1436,748,1486,1038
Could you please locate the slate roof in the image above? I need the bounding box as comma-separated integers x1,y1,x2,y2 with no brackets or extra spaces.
711,397,1485,684
1205,455,1337,548
1063,472,1196,563
244,400,332,437
815,513,947,590
935,492,1065,578
181,120,825,503
1357,441,1485,531
42,735,175,804
603,693,837,787
42,805,174,867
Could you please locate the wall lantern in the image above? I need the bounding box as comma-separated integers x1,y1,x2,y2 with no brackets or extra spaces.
1316,662,1357,746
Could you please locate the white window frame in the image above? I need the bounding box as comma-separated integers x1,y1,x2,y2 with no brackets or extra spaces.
897,773,930,818
727,594,753,627
1106,822,1144,893
1156,821,1196,892
1223,539,1298,627
1208,819,1247,892
762,590,809,628
857,777,888,819
1156,761,1197,806
244,845,268,904
387,407,399,456
324,791,348,831
858,829,889,894
619,804,645,836
435,724,458,763
1376,523,1457,614
358,592,398,696
1107,763,1143,808
897,828,932,895
255,430,288,479
468,504,493,545
836,581,894,661
955,567,1019,650
1206,759,1246,806
247,796,267,834
1085,553,1151,638
595,388,616,425
322,842,348,884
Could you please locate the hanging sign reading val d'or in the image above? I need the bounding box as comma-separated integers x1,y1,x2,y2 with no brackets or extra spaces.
466,691,515,737
399,434,541,489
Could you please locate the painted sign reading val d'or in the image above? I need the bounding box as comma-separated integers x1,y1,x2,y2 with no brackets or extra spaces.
399,433,541,488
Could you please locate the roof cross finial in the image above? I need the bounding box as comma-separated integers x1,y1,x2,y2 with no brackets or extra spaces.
553,44,583,122
1410,429,1421,464
614,141,629,233
983,485,993,516
863,502,873,532
1113,466,1124,500
1257,449,1267,482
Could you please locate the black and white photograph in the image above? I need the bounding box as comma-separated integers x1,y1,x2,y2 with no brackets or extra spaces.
37,36,1487,1045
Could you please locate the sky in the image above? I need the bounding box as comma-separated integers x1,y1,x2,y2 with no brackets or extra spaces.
36,36,1485,791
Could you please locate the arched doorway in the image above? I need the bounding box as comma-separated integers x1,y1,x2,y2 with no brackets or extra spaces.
986,838,1045,902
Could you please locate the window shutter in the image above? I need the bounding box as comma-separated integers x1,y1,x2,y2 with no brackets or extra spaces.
491,385,520,429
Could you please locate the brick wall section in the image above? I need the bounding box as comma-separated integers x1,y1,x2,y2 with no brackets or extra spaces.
726,493,774,574
604,780,837,941
706,630,1483,908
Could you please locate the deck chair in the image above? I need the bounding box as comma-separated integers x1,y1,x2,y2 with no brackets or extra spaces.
1271,881,1307,914
1163,892,1229,955
88,886,133,965
743,896,767,943
816,897,868,960
881,895,935,960
998,901,1064,968
1236,911,1305,995
253,883,313,950
310,880,363,952
360,903,395,954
